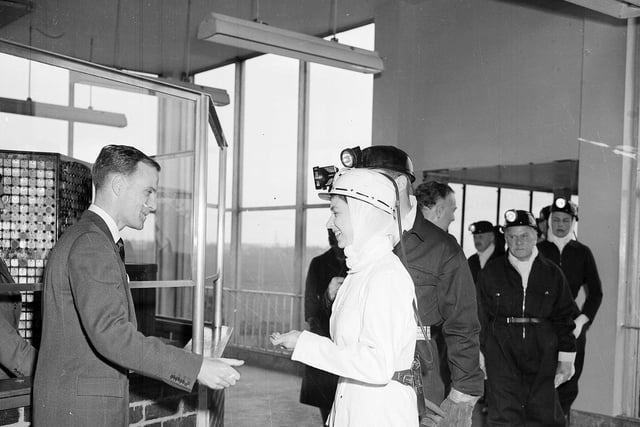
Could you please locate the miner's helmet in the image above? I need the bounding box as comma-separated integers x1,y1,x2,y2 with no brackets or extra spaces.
318,168,397,217
469,220,494,235
550,197,578,220
503,209,538,230
339,145,416,183
539,205,551,221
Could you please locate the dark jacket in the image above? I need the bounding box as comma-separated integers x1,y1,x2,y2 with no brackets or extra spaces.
468,244,505,283
394,209,484,397
476,253,576,427
477,254,577,356
0,257,37,379
537,240,603,322
300,247,346,409
34,211,202,427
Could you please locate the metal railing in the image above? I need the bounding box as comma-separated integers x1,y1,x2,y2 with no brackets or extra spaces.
223,288,303,354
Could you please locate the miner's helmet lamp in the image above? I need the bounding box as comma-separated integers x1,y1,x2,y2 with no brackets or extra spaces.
550,197,579,220
469,220,494,235
340,145,416,183
312,165,339,190
503,209,538,230
318,168,397,217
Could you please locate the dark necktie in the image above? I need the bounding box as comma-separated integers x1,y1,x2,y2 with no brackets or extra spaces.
116,238,125,263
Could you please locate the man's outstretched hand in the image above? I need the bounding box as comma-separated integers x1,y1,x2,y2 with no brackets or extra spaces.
197,357,244,390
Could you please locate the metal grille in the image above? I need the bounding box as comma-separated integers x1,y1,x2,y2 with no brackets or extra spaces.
222,288,302,354
0,150,92,343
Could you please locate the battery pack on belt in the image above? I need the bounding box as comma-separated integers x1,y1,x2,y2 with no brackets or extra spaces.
392,355,446,419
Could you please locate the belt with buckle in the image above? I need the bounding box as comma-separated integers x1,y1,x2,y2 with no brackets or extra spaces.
503,317,543,324
415,325,431,341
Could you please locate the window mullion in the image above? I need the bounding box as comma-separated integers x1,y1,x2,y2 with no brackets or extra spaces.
294,60,310,330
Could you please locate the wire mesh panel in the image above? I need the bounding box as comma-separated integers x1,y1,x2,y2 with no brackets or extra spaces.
223,288,302,354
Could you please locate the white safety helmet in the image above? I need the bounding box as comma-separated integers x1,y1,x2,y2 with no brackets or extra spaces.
319,168,397,217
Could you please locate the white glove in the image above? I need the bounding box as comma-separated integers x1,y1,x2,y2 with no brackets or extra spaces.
573,314,589,339
554,360,575,388
479,351,487,380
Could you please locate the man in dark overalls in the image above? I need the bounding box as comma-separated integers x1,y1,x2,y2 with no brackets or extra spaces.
467,220,505,283
537,198,602,425
477,209,576,427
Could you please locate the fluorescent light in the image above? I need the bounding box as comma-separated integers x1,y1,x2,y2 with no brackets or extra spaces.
198,13,384,74
0,97,128,127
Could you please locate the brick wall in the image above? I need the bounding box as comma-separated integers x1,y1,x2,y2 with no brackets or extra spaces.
0,377,224,427
129,375,199,426
0,407,29,427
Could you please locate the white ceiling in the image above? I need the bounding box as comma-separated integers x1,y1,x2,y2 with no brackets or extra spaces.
0,0,380,77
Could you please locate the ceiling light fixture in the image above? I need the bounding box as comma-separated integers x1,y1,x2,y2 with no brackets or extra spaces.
0,31,128,128
0,96,128,127
197,12,384,74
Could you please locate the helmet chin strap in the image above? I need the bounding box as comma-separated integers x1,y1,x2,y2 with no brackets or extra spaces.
377,172,404,254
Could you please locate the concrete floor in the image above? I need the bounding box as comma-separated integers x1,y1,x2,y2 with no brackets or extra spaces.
225,365,323,427
225,365,487,427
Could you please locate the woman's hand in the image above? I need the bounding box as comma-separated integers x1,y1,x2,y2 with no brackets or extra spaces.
269,330,301,351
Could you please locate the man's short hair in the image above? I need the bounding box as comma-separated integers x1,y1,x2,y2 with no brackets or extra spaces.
415,181,454,209
92,145,161,190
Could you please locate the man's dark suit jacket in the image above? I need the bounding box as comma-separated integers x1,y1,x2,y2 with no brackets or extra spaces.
33,211,202,427
0,257,37,378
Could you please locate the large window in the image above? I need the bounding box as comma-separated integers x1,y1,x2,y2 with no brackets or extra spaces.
0,53,69,153
243,55,299,208
192,24,376,349
305,24,375,268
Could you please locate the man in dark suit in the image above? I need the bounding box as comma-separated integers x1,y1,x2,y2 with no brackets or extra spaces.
33,145,243,426
0,181,38,378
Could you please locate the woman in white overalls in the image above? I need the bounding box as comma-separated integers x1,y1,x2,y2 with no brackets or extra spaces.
271,168,419,427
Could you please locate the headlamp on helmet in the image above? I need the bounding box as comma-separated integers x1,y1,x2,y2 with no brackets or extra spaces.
503,209,538,230
312,146,364,190
340,147,363,168
469,220,494,235
551,197,578,220
336,145,416,183
312,165,339,190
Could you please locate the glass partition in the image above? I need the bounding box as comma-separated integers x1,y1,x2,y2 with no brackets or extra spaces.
0,39,219,348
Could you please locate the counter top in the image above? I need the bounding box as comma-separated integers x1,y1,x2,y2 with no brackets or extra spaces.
0,377,31,410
